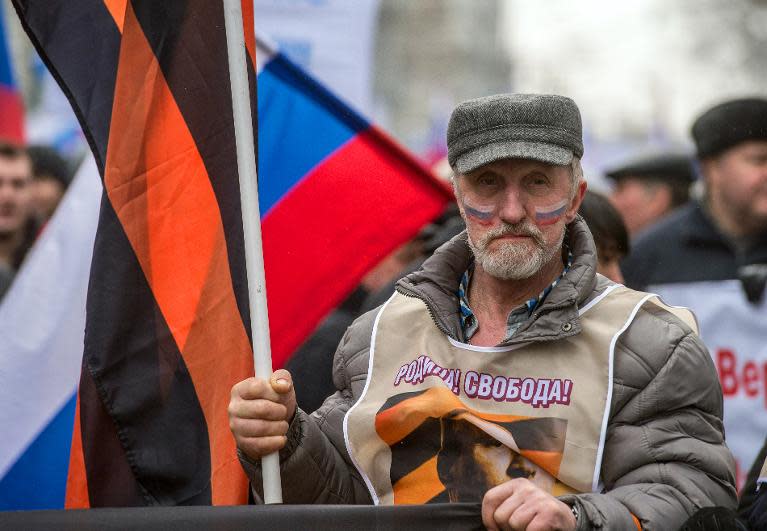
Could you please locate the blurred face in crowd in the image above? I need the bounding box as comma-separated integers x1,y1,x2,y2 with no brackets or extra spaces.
31,175,66,222
703,140,767,237
609,178,671,237
0,153,33,238
454,158,586,280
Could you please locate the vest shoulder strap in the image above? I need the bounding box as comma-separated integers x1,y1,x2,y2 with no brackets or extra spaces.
645,295,700,335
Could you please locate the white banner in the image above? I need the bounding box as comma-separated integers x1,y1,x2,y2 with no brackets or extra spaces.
253,0,379,115
651,280,767,489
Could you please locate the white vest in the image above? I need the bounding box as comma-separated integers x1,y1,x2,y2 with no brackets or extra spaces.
344,284,696,505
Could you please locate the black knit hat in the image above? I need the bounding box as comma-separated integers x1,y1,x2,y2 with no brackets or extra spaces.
691,98,767,158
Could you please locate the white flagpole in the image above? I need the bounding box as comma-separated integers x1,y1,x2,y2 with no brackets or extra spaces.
222,0,282,504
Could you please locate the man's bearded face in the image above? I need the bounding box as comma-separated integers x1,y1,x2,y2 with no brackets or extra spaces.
456,158,576,280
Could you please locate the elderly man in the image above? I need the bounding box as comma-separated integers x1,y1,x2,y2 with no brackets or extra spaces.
230,94,735,530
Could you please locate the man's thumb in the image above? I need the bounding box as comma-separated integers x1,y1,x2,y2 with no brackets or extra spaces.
270,369,293,395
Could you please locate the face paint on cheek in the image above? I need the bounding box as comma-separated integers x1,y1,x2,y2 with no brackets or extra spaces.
535,199,568,226
462,199,495,224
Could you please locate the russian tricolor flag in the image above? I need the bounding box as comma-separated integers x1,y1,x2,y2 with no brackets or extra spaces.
0,34,451,509
0,6,24,143
257,38,452,367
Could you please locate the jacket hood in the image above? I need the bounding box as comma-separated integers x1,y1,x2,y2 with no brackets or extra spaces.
395,215,600,345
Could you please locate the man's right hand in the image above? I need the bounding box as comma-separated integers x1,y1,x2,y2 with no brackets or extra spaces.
228,368,297,461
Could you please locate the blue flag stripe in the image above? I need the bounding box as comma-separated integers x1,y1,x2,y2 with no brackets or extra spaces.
0,393,76,510
257,53,369,217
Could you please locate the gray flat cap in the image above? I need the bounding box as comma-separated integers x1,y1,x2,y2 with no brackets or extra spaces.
447,93,583,174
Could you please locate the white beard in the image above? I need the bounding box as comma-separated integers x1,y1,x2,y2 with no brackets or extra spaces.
467,222,564,280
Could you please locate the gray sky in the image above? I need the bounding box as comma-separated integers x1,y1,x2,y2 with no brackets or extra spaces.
502,0,767,175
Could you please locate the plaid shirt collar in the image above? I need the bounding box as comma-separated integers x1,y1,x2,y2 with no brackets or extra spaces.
458,243,574,342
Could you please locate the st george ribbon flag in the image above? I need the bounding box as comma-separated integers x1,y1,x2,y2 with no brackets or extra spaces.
11,0,258,508
0,5,24,143
3,2,450,510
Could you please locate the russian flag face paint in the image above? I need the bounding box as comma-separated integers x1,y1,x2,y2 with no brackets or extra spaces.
462,201,495,223
535,199,568,226
463,203,493,222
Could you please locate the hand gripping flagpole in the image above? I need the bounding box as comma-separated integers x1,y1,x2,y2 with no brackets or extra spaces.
222,0,283,504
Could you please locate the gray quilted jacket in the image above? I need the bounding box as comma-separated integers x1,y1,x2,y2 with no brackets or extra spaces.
241,217,736,530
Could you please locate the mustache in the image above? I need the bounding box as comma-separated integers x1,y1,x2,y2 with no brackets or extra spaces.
477,221,545,247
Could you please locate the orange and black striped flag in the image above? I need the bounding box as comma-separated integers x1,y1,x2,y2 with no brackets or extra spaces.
12,0,258,506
